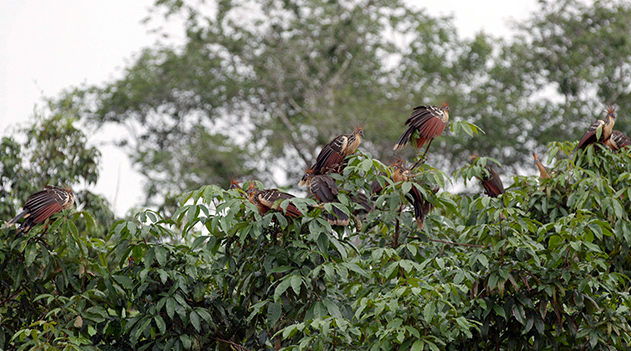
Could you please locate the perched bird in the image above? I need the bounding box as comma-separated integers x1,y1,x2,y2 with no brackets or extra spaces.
371,158,408,194
393,104,450,159
606,130,631,151
532,152,550,179
302,169,349,226
7,186,75,234
348,192,375,215
245,182,303,218
299,127,364,186
470,155,505,198
577,105,616,150
372,159,436,230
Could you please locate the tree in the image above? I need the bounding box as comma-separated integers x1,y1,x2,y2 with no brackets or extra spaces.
3,127,631,349
64,0,513,208
0,104,115,236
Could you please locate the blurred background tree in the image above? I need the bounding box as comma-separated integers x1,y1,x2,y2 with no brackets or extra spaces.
57,0,631,209
0,104,116,237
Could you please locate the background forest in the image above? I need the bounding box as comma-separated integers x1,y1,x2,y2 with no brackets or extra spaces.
2,0,631,350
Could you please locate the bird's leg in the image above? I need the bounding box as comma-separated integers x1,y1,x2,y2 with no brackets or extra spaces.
411,139,434,170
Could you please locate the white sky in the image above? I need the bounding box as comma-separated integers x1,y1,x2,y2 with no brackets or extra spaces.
0,0,538,216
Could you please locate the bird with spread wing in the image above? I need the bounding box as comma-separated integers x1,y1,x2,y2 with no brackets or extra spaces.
393,104,450,160
7,186,75,234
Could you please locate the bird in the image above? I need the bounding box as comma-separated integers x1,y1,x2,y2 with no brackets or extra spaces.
371,158,408,194
245,182,303,218
532,152,550,179
348,192,375,215
393,104,450,160
299,126,364,186
6,186,75,234
606,130,631,151
372,158,437,230
470,155,505,198
577,105,616,150
301,168,350,226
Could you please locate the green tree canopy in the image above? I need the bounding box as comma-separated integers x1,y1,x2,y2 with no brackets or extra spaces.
3,135,631,349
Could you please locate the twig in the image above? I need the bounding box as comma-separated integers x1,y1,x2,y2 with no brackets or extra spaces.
410,237,491,248
209,336,251,351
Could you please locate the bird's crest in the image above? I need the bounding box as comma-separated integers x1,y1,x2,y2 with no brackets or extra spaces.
532,152,540,162
229,177,242,190
391,156,406,169
246,181,258,193
605,104,616,118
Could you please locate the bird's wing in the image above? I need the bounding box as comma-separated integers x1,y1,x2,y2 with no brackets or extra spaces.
483,166,505,198
310,175,338,202
258,190,302,217
349,192,375,214
313,135,348,173
20,187,67,223
394,105,447,150
578,119,604,149
612,130,631,149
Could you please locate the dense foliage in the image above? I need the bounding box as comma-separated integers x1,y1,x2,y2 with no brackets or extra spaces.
3,133,631,349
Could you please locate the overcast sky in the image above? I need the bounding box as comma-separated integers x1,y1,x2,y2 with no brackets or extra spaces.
0,0,538,216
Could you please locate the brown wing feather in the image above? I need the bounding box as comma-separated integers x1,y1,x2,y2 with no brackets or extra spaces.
8,186,73,233
608,130,631,151
578,120,604,149
482,166,505,198
257,190,303,218
394,105,447,150
309,175,349,226
313,135,348,174
34,203,64,222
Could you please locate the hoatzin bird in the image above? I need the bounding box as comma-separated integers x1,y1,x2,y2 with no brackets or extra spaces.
348,192,375,215
607,130,631,151
6,186,75,233
532,152,550,179
371,158,437,230
299,127,364,186
302,169,350,226
577,105,616,150
393,104,450,159
470,155,505,198
245,182,303,218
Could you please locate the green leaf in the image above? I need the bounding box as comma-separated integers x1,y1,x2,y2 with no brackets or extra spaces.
154,315,166,334
322,298,342,318
290,275,302,296
274,279,292,302
24,243,38,268
166,298,176,319
113,275,133,289
190,311,201,332
267,302,282,327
